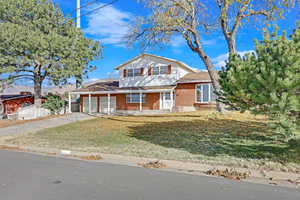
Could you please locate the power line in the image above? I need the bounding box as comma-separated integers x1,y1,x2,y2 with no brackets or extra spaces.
78,0,118,18
74,0,118,18
74,0,101,11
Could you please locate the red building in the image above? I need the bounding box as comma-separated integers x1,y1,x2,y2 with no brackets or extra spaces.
0,92,34,115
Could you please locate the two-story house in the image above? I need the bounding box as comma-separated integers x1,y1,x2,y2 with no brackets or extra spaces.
69,54,217,114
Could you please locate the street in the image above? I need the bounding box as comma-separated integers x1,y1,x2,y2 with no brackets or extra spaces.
0,150,299,200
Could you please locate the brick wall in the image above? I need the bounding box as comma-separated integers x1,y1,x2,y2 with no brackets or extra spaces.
80,93,160,112
175,82,216,111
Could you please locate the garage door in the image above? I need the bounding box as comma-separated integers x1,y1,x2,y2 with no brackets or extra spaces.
99,96,116,113
83,97,98,113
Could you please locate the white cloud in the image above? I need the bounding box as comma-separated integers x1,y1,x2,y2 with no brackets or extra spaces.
212,50,255,68
84,3,133,47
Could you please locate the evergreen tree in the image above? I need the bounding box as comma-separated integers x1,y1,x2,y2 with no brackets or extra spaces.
0,0,101,105
219,25,300,138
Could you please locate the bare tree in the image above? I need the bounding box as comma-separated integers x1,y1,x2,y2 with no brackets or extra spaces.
126,0,295,112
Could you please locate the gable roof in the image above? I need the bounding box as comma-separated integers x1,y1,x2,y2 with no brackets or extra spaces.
114,53,197,73
178,71,219,83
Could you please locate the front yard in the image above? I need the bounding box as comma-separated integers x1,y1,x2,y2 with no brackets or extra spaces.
2,111,300,172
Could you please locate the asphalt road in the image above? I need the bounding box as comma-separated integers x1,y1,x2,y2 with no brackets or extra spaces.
0,150,300,200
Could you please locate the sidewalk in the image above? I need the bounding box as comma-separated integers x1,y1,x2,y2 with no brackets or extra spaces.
0,113,95,136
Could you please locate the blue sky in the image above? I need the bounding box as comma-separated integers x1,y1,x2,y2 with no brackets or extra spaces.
53,0,299,82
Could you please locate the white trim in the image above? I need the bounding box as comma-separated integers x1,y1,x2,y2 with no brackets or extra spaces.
170,90,173,112
88,94,92,114
107,94,111,115
177,80,212,84
70,89,173,95
139,92,142,111
68,93,72,113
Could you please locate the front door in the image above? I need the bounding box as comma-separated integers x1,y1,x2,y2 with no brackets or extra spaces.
160,92,172,110
99,96,116,114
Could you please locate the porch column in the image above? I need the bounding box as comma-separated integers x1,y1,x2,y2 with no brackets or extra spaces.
107,93,111,115
170,90,173,112
68,93,72,113
88,93,92,114
139,92,142,112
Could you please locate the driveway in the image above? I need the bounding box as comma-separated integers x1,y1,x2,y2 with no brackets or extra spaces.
0,113,94,136
0,150,300,200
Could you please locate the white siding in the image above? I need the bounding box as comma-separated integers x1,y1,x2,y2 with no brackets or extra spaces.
119,55,191,88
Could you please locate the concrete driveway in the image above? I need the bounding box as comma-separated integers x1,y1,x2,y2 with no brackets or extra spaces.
0,150,300,200
0,113,94,136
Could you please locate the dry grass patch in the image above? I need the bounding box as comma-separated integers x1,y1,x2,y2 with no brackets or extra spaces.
206,168,251,180
139,161,167,169
3,111,300,172
75,155,103,160
0,145,22,151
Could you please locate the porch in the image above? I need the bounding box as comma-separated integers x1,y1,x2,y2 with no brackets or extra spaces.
68,88,176,115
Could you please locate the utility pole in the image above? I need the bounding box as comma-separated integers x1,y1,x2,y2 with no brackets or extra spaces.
76,0,81,88
76,0,81,28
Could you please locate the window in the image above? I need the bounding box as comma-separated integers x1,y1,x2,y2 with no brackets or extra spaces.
152,67,160,75
151,65,170,75
126,93,146,103
160,65,169,74
126,68,142,77
196,84,216,103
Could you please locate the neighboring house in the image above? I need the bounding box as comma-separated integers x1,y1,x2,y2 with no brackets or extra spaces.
70,53,217,114
0,92,34,115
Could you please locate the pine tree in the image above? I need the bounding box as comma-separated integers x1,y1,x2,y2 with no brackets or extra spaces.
219,25,300,139
0,0,101,105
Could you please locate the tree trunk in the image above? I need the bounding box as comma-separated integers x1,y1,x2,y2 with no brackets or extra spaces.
226,36,237,54
195,49,226,113
33,74,43,107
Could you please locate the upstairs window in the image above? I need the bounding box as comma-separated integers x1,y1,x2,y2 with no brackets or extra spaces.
160,65,169,74
126,93,146,103
125,68,143,77
151,65,171,75
196,84,216,103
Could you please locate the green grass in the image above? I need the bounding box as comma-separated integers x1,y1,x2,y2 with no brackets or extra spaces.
4,111,300,172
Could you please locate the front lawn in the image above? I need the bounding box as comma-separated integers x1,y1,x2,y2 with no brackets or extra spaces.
2,111,300,171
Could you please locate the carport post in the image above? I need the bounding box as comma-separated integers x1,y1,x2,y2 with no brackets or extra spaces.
107,93,111,115
88,93,92,114
139,92,142,112
170,90,173,112
68,93,72,113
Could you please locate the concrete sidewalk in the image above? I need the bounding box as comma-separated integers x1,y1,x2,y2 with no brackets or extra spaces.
0,113,94,136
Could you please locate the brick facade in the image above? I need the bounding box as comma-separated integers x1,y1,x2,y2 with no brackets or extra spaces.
80,93,160,112
175,82,216,111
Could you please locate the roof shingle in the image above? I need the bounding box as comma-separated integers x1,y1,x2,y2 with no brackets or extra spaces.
178,71,218,83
